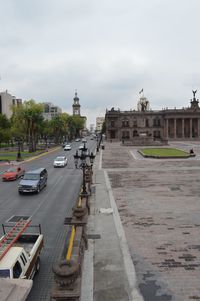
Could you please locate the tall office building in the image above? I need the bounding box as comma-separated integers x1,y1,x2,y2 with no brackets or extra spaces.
0,90,22,118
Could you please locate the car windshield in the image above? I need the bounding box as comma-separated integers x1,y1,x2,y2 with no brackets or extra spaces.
55,157,65,161
6,168,17,172
23,173,40,180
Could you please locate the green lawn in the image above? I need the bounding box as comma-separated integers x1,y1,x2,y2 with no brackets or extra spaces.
140,148,189,157
0,150,44,161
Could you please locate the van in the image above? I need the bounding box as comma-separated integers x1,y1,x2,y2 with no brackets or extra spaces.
18,168,48,194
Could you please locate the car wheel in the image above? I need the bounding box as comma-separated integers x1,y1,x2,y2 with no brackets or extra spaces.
36,186,40,194
18,191,23,195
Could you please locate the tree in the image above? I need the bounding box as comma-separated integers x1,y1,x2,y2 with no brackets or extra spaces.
68,116,84,140
49,115,64,144
12,100,44,152
0,114,11,146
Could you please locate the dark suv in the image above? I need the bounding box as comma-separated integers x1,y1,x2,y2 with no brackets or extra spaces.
18,168,48,194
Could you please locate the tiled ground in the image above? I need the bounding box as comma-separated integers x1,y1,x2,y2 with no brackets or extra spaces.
102,142,200,301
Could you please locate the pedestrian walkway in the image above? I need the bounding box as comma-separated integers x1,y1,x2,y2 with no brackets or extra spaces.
81,148,143,301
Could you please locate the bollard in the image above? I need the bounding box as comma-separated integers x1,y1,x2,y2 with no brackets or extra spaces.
51,227,85,300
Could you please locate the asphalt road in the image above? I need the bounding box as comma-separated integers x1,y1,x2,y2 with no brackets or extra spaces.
0,139,96,301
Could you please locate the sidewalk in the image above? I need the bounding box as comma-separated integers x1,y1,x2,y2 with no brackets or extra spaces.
81,148,143,301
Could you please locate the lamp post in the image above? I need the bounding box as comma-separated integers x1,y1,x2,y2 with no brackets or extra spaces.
16,139,22,161
74,142,95,196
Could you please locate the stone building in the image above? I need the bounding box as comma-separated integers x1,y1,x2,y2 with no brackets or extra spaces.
96,117,105,133
42,102,62,120
105,91,200,145
0,90,22,119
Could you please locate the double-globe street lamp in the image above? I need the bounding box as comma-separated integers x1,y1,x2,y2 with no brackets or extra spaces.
74,142,95,197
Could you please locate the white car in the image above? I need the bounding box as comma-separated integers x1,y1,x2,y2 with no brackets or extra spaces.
75,138,81,142
53,156,68,167
64,144,72,151
79,144,84,150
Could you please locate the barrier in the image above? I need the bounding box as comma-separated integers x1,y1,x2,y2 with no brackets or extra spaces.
51,180,94,300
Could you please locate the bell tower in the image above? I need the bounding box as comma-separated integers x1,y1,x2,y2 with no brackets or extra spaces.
72,91,81,116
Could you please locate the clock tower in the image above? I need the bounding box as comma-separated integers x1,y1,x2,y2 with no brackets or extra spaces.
72,91,81,116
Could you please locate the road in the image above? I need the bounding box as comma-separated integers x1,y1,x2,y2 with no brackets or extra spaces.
0,139,96,301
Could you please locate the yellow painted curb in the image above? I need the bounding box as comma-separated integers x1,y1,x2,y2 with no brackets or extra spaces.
23,147,61,163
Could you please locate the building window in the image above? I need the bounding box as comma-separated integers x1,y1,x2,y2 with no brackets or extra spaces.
133,120,137,127
145,119,149,127
111,120,115,127
110,130,116,139
122,131,130,139
153,119,161,127
122,120,129,127
133,130,138,137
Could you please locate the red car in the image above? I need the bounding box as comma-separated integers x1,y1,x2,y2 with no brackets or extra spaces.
2,167,25,181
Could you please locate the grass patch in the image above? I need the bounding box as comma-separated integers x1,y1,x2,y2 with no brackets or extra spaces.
140,148,189,158
0,150,45,161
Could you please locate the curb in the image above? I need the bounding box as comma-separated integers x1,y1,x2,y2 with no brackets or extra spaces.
104,171,144,301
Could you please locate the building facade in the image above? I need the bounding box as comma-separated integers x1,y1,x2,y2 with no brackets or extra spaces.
105,92,200,144
0,90,22,118
42,102,62,120
96,117,105,133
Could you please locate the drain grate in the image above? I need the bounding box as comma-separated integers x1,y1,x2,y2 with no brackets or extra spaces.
87,234,101,240
6,215,30,223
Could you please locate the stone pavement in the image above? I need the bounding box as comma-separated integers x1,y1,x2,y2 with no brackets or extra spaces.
82,141,200,301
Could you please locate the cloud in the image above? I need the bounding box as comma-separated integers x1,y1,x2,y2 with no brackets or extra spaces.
1,0,200,126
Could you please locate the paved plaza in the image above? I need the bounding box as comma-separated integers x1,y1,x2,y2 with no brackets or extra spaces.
102,141,200,301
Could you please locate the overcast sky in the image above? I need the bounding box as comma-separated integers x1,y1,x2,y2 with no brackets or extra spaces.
1,0,200,127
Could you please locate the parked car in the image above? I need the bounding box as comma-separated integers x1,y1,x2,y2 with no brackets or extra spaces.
75,138,81,142
53,156,68,167
18,168,48,194
2,167,25,181
82,138,87,143
79,144,84,150
64,144,72,151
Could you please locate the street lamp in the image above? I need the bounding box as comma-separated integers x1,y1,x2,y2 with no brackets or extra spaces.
73,142,95,196
16,139,22,161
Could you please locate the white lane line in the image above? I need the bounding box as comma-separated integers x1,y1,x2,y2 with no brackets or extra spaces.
104,170,144,301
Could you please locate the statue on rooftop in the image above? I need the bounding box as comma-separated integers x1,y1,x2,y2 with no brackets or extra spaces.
192,90,197,98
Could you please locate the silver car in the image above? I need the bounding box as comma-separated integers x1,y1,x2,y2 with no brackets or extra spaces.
53,156,68,167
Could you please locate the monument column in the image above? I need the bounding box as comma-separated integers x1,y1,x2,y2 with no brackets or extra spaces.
182,118,185,138
174,118,176,139
190,118,193,138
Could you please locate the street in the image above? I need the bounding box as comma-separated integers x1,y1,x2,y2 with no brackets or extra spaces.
0,140,96,301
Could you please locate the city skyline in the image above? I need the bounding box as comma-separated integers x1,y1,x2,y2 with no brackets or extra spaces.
1,0,200,125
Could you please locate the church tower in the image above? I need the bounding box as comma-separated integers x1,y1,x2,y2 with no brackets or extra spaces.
72,91,81,116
